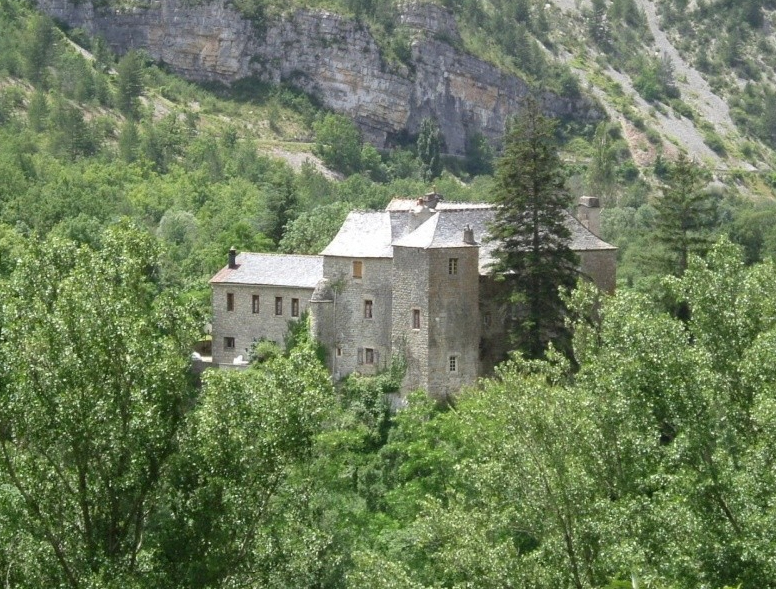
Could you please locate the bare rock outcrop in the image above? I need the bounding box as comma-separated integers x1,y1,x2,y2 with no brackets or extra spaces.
38,0,601,153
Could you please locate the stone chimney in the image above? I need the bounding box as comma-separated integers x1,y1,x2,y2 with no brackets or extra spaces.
463,224,476,245
577,196,601,237
410,187,442,231
228,247,238,269
422,186,443,210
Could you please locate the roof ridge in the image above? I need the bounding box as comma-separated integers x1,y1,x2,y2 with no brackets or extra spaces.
237,252,322,258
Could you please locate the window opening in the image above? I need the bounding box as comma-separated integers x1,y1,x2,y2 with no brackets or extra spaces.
364,299,373,319
352,260,363,279
226,292,235,311
291,298,300,317
448,258,458,275
412,309,421,329
224,337,235,350
252,295,260,314
275,297,283,316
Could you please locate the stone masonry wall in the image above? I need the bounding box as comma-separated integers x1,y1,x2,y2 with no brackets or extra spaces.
579,249,617,294
211,283,313,365
426,246,480,399
477,275,513,376
391,246,431,393
36,0,601,154
322,256,393,379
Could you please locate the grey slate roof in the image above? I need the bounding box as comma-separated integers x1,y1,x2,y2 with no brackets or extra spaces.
386,199,493,211
320,211,394,258
210,200,615,288
323,199,615,264
566,214,618,251
209,252,323,288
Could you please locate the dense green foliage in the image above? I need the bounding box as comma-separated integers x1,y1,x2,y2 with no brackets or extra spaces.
4,222,776,588
490,99,578,357
3,1,776,586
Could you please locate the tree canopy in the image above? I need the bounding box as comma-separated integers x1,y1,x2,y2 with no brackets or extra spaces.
488,98,579,357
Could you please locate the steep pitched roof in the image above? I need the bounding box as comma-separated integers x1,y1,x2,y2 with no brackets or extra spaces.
209,200,615,287
209,252,323,288
320,211,394,258
389,200,615,250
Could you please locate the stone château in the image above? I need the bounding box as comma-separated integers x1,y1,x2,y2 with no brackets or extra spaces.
210,193,616,398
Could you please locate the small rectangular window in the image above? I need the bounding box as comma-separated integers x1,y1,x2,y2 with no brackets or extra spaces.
364,299,373,319
291,298,300,317
336,347,342,357
365,348,375,365
352,260,363,279
412,309,421,329
448,258,458,275
275,297,283,316
252,295,260,314
226,292,235,311
224,337,235,350
449,355,458,373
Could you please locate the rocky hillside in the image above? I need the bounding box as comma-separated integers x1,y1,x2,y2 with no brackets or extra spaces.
37,0,600,155
36,0,776,176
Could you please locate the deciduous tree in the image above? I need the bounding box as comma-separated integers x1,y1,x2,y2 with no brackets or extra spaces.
0,222,198,587
416,118,442,181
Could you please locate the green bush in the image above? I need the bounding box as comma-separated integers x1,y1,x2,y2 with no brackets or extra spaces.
704,130,727,156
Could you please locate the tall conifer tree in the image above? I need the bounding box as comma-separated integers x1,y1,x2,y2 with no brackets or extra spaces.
489,98,578,358
654,153,717,276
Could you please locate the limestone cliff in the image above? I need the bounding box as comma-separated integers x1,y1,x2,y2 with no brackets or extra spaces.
37,0,601,153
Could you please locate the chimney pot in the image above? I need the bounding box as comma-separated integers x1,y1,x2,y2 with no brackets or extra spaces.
228,247,237,269
463,224,476,245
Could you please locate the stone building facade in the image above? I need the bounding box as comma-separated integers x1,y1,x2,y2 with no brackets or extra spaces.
210,252,323,366
210,194,616,397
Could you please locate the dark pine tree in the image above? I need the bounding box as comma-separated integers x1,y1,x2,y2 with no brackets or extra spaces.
489,98,578,359
654,153,718,276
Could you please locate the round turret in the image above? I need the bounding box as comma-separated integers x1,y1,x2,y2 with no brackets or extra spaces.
311,278,335,302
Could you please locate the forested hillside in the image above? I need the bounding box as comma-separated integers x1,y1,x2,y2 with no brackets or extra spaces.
2,0,776,586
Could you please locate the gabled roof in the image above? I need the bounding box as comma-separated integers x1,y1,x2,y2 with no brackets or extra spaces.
386,198,494,212
321,199,615,271
320,211,394,258
209,252,323,288
209,199,616,288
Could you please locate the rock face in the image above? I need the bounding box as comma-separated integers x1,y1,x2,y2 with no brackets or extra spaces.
37,0,601,153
